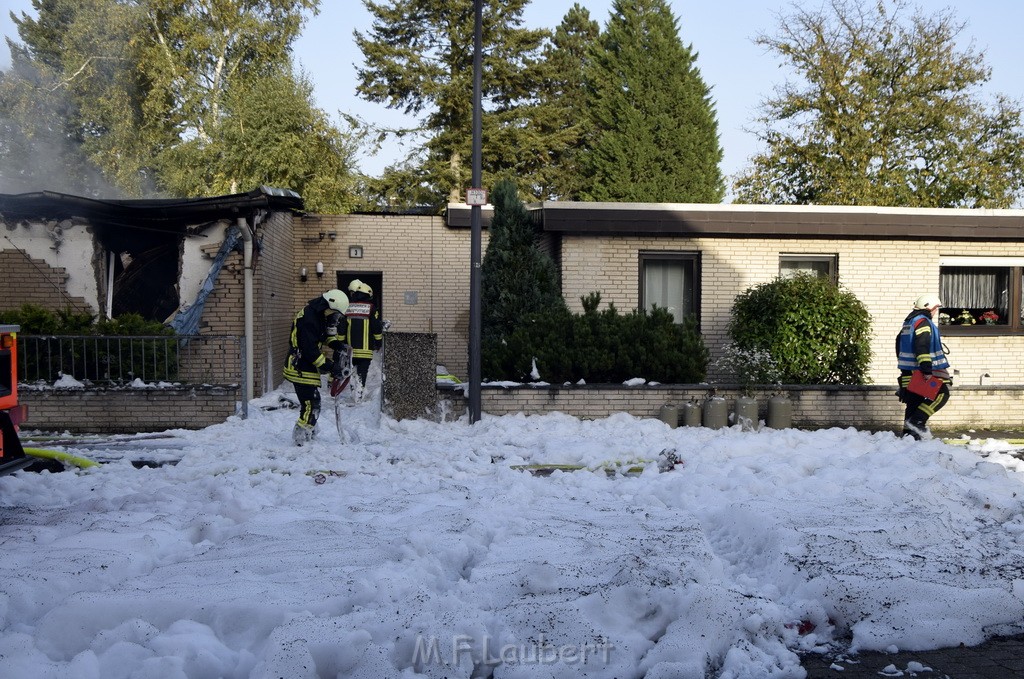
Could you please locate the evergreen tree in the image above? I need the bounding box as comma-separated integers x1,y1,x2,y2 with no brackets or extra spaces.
734,0,1024,208
480,179,566,345
581,0,724,203
530,4,600,201
355,0,551,206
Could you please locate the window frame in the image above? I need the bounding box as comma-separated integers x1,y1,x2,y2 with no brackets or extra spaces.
937,257,1024,335
638,251,701,324
778,253,838,284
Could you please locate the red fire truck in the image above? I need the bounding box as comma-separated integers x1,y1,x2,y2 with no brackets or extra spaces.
0,324,31,475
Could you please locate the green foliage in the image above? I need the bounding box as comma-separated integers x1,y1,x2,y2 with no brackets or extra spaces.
734,0,1024,208
529,5,600,201
481,179,567,342
483,292,708,384
355,0,553,204
728,275,872,385
2,0,359,207
0,305,177,383
0,304,94,335
580,0,725,203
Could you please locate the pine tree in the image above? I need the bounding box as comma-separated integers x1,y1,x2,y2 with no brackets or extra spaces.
355,0,551,207
581,0,724,203
481,179,566,343
734,0,1024,208
530,5,600,201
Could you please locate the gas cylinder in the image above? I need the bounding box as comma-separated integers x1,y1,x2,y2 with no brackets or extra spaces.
658,403,679,428
702,397,728,430
766,393,793,430
734,396,759,431
681,400,702,427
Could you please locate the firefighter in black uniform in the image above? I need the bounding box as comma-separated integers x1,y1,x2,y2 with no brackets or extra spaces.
345,279,384,399
283,289,349,445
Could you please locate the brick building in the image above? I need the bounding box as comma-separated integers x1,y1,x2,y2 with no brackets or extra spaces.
2,191,1023,431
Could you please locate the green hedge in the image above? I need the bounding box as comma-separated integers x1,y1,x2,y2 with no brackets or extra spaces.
0,304,178,383
482,293,708,384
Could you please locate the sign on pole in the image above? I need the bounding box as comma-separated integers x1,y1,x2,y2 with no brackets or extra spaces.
466,188,487,206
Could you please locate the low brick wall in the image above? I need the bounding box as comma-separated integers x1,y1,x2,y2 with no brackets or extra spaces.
437,384,1024,433
20,386,240,434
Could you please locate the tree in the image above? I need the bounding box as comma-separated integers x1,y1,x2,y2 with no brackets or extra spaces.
481,178,566,344
0,0,145,196
729,274,873,385
157,68,360,213
580,0,724,203
2,0,360,210
354,0,551,206
734,0,1024,208
529,4,600,201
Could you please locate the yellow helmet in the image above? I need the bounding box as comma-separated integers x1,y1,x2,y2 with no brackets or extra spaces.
913,294,942,310
348,279,372,296
322,289,349,313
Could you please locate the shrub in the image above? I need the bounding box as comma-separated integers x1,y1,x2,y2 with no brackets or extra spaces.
728,274,872,384
482,293,708,384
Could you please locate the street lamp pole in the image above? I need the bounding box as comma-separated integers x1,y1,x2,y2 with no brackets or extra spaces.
468,0,483,423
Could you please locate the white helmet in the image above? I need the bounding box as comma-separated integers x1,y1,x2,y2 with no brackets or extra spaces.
913,294,942,310
348,279,372,296
323,289,349,313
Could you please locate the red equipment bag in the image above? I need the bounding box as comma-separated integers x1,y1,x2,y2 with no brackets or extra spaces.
907,371,942,400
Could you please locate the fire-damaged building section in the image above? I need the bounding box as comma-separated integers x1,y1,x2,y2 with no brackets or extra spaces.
0,187,303,323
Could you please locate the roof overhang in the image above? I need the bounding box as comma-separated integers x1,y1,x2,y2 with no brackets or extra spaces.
531,201,1024,241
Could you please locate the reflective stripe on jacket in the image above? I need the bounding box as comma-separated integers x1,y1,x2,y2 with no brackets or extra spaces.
345,300,383,360
283,298,346,385
897,313,949,372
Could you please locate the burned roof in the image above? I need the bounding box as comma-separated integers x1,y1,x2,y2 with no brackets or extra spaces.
0,186,304,236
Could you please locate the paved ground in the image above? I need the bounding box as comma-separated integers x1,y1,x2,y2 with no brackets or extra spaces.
800,634,1024,678
800,431,1024,678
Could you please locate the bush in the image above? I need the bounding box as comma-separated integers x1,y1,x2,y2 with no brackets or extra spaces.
0,305,178,383
728,274,872,384
482,293,708,384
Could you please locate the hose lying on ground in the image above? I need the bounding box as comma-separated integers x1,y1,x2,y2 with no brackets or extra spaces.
23,447,99,469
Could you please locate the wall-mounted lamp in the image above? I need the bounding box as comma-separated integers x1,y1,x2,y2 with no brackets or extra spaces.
315,261,324,279
318,232,326,241
300,267,308,283
328,231,337,241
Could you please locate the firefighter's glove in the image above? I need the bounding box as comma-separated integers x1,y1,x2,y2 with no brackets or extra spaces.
320,359,335,375
919,361,932,377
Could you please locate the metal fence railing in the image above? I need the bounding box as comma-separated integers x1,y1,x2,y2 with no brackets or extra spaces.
17,335,244,387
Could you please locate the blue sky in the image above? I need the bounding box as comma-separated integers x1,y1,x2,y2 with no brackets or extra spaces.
2,0,1022,184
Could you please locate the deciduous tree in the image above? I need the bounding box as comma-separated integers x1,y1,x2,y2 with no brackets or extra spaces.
734,0,1024,208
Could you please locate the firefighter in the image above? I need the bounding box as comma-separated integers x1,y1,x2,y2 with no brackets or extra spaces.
283,289,349,445
895,294,952,440
345,279,384,399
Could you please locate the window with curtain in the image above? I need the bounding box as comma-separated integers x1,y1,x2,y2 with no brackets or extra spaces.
779,254,837,283
640,252,699,323
938,262,1023,330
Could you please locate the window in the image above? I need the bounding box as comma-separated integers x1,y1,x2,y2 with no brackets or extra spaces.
779,254,837,283
640,252,699,323
938,257,1024,332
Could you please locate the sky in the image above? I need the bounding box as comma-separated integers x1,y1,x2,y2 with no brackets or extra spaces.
2,364,1024,677
2,0,1023,186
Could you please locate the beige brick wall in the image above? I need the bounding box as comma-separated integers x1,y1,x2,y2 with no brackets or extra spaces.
21,387,239,434
294,214,488,378
438,384,1024,433
560,236,1024,386
0,250,91,314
